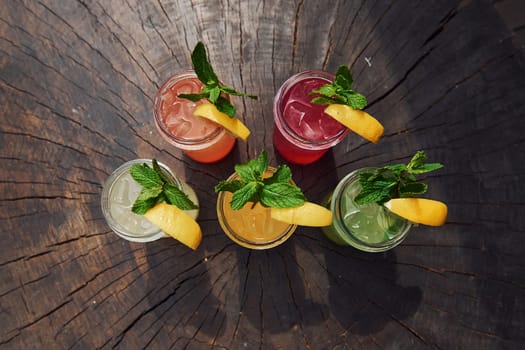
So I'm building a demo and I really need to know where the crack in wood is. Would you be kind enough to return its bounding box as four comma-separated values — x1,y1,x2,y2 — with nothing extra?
281,252,310,349
422,6,459,48
2,31,142,126
349,1,395,77
291,0,304,72
34,0,153,102
367,48,433,109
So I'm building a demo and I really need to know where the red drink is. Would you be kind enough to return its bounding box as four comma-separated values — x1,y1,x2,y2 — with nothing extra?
154,70,236,163
273,70,349,164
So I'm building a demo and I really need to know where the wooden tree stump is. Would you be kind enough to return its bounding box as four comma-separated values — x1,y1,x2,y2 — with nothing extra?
1,1,524,349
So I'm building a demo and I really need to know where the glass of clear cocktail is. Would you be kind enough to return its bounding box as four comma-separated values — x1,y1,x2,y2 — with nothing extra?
101,159,199,242
273,70,349,165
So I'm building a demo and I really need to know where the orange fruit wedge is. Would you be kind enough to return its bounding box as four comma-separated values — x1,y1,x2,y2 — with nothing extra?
324,104,384,143
270,202,333,227
144,203,202,250
193,103,250,141
383,198,447,226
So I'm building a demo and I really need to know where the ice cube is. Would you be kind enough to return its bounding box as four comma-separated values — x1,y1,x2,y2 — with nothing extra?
290,79,323,99
167,118,191,136
112,178,131,206
284,101,308,130
174,80,200,94
284,101,325,140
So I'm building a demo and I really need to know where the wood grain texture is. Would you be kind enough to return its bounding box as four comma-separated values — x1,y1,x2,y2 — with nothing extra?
1,0,524,349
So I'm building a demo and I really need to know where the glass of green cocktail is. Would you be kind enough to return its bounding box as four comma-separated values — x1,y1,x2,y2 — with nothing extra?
322,151,446,252
322,168,412,252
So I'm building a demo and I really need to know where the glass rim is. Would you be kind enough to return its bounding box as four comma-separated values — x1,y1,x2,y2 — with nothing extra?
330,167,412,252
101,159,182,242
153,69,225,147
273,69,350,150
216,167,298,249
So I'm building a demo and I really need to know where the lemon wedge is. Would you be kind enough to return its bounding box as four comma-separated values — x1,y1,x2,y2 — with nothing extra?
384,198,447,226
324,104,384,143
193,103,250,141
144,203,202,250
270,202,333,227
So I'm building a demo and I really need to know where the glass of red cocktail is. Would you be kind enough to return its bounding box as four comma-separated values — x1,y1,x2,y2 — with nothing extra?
273,70,350,165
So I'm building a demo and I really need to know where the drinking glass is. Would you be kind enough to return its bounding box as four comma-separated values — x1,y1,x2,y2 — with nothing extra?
154,70,236,163
273,70,350,165
216,168,297,249
101,159,199,242
322,168,412,252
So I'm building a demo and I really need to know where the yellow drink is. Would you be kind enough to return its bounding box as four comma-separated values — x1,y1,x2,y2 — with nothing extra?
216,169,297,249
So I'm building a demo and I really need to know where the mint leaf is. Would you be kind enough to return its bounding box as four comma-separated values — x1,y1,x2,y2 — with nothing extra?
220,85,258,99
132,187,164,214
215,96,236,118
130,159,198,214
215,179,245,193
406,150,443,174
264,165,292,185
399,182,427,197
132,197,158,215
130,163,163,189
152,159,170,183
310,64,367,110
164,183,198,210
260,183,305,208
235,162,258,182
230,182,260,210
179,42,257,118
251,150,268,177
311,96,338,105
343,91,367,110
311,84,337,97
136,186,163,202
355,178,396,205
410,163,444,174
335,65,353,89
384,164,407,172
408,150,427,169
215,150,305,210
203,85,221,103
177,93,207,102
191,42,218,86
355,150,443,205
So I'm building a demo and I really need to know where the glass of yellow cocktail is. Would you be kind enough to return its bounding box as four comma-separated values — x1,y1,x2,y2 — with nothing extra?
215,150,333,249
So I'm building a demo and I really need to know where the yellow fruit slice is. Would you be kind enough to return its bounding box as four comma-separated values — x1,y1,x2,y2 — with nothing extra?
193,103,250,142
144,203,202,250
383,198,447,226
324,104,384,143
270,202,333,227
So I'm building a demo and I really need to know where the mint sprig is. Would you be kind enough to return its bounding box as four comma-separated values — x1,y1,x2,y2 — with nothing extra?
355,151,444,205
178,42,257,118
214,150,306,210
310,65,367,110
130,159,198,215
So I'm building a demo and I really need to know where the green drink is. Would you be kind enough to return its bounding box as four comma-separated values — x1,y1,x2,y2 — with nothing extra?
322,168,412,252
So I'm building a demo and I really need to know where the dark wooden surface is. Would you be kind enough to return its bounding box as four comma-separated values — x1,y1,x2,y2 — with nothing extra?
2,1,524,349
